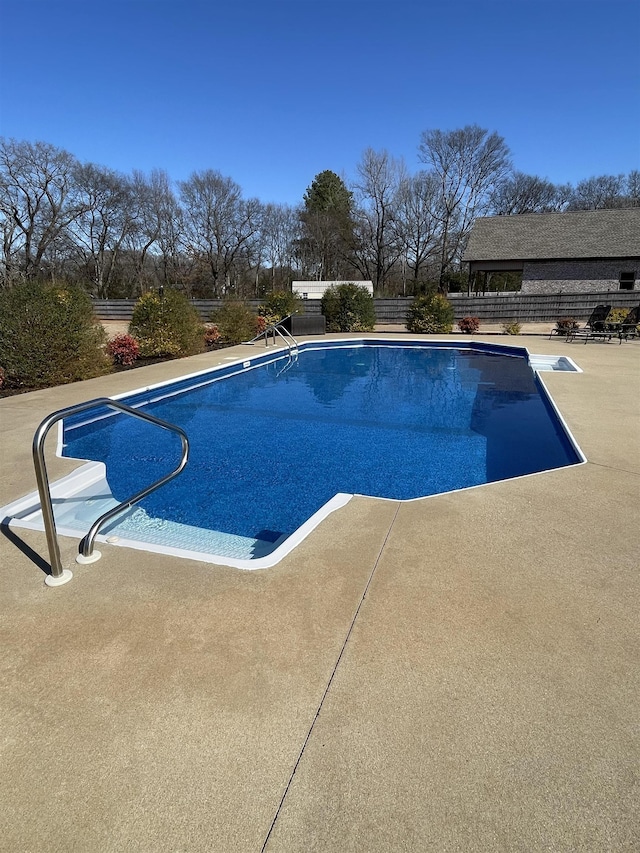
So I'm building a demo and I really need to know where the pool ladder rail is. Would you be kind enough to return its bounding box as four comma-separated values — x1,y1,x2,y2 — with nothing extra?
246,315,299,370
32,398,189,587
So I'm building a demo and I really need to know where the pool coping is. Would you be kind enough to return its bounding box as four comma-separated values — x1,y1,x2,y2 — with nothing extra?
1,337,586,571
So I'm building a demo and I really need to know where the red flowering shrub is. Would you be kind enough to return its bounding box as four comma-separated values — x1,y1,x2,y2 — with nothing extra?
255,315,267,334
458,316,480,334
204,325,221,347
554,317,580,335
107,334,140,366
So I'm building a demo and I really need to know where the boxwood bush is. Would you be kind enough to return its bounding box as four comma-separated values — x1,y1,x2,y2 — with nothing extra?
406,294,454,333
129,289,204,357
0,280,109,389
320,283,376,332
210,299,261,345
258,289,302,326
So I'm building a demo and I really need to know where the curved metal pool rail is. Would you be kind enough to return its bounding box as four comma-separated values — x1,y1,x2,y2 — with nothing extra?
268,322,299,353
33,397,189,586
245,315,299,353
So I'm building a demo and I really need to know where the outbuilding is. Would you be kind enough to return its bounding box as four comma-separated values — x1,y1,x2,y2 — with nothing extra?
292,280,374,300
463,208,640,294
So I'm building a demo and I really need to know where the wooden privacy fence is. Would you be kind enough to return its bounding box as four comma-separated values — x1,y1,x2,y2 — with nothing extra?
92,292,639,326
446,292,639,323
92,299,325,322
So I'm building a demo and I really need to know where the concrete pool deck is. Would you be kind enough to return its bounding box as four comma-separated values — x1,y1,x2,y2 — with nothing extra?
1,333,638,852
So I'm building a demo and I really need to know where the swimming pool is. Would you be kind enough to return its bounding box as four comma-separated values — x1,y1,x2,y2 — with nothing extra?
2,340,584,569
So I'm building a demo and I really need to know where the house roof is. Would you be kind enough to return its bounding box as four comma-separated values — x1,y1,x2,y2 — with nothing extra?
463,208,640,261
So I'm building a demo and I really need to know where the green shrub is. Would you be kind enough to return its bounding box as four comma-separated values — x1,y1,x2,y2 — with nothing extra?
0,280,109,389
458,316,480,334
210,299,260,345
502,321,522,335
320,283,376,332
258,290,302,325
605,308,639,333
129,289,204,358
406,294,454,333
607,308,640,332
606,308,628,325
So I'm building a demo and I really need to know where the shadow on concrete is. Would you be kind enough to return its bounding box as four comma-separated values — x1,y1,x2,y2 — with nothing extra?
1,520,51,576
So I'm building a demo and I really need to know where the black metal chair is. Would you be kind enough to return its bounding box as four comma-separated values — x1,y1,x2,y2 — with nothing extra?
566,305,612,343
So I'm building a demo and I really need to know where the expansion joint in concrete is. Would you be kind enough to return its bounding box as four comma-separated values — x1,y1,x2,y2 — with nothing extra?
260,501,402,851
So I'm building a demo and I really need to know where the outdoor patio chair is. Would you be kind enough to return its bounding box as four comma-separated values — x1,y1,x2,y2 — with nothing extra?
566,304,612,343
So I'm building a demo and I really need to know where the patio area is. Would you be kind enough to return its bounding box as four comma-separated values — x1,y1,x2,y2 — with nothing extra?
1,333,638,852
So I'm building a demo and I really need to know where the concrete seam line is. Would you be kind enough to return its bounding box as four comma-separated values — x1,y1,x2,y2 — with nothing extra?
260,501,402,852
585,461,640,477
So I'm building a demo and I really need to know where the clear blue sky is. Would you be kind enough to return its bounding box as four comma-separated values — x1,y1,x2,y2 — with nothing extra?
1,0,638,206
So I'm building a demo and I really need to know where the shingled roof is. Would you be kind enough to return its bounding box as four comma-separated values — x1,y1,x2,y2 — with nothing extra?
463,208,640,261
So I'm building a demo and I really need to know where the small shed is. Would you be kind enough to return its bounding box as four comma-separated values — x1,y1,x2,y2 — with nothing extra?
292,280,374,300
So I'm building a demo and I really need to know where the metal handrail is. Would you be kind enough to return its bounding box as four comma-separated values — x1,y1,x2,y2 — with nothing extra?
268,323,299,353
33,397,189,586
245,315,299,354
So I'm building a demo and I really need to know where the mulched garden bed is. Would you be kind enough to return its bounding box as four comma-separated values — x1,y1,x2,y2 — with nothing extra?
0,349,234,399
0,356,174,398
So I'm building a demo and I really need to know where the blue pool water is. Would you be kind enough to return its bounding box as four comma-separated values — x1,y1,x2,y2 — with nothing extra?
61,343,581,560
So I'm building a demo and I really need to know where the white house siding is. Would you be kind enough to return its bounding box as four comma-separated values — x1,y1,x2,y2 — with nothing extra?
292,280,374,299
521,259,638,294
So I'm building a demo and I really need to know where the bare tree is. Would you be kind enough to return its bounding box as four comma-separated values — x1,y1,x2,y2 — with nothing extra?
0,187,19,286
490,171,567,214
144,178,190,291
418,125,511,290
568,172,640,209
0,138,83,285
124,169,178,294
258,203,301,292
179,170,260,296
626,170,640,204
72,163,135,298
552,182,575,211
5,132,634,298
568,173,627,210
351,149,404,293
393,170,440,291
